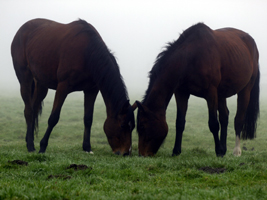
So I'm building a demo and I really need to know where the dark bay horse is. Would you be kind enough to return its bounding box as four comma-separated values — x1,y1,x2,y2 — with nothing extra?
136,23,260,157
11,18,135,155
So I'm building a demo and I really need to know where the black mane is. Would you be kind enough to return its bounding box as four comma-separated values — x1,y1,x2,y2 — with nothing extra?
143,23,211,102
78,19,129,114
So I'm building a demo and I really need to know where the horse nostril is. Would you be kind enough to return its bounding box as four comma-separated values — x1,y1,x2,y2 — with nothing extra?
115,151,121,155
123,152,130,156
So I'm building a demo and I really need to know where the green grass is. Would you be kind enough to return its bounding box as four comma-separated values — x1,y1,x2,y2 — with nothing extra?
0,92,267,199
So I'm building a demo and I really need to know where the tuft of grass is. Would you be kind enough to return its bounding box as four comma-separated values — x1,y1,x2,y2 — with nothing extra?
0,94,267,199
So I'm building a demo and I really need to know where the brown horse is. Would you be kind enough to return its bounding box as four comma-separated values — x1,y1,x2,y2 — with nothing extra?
11,18,135,155
136,23,260,157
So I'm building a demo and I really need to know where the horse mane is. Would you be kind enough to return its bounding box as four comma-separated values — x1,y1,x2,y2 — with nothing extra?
143,23,211,102
76,19,129,114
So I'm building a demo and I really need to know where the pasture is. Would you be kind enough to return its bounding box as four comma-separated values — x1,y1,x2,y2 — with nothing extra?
0,92,267,199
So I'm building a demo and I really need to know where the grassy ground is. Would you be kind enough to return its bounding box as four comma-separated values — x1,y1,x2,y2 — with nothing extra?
0,91,267,199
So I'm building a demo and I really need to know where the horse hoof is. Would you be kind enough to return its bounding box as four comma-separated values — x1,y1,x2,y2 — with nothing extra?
123,152,130,156
233,147,241,156
216,151,225,157
172,151,181,156
38,148,46,153
216,154,224,158
27,146,36,152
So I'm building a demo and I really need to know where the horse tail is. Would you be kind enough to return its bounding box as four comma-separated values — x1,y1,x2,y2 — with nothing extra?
31,80,35,98
241,67,260,140
31,80,43,136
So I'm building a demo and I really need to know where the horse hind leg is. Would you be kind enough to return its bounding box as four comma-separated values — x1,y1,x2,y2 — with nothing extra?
18,70,36,152
12,47,39,152
233,135,241,156
31,81,48,135
233,88,252,156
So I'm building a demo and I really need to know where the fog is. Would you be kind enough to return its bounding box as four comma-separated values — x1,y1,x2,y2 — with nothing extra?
0,0,266,100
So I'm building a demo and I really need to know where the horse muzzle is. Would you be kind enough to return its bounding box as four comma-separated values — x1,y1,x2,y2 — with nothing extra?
114,145,132,156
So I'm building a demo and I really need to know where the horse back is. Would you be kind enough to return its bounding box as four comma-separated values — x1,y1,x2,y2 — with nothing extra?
11,18,101,90
159,24,258,99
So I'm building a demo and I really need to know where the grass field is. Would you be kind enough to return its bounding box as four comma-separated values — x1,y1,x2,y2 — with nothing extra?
0,91,267,199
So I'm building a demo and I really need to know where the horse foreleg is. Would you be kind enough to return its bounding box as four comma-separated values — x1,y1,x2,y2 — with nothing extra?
39,82,68,153
218,98,229,156
206,88,222,157
83,88,99,153
172,91,189,156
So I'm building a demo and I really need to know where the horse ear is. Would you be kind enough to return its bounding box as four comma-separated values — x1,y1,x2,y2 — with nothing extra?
120,100,136,130
132,102,137,111
120,100,130,114
135,101,145,113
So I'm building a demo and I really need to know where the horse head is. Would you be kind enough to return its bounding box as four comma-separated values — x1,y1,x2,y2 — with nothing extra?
135,101,168,156
104,100,136,156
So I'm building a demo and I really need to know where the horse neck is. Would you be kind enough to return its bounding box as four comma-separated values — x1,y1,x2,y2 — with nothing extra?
101,91,128,118
143,77,175,116
98,69,128,118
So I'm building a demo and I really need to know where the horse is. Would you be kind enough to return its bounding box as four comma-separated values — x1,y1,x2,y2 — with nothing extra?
11,18,135,155
135,23,260,157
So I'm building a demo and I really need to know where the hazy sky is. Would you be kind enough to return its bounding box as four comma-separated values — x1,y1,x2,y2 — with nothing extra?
0,0,266,97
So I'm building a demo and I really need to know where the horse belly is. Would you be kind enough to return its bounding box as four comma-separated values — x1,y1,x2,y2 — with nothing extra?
216,29,255,98
218,66,252,98
180,66,220,98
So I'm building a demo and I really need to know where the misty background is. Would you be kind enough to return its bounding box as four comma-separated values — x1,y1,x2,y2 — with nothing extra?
0,0,266,100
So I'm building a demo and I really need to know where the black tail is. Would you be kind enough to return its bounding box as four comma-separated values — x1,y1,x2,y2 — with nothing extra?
241,67,260,140
31,81,43,136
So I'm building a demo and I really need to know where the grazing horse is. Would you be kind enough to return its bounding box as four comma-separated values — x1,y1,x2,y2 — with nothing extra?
136,23,260,157
11,18,135,155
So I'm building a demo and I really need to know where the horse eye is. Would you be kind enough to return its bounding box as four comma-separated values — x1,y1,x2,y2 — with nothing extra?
139,124,145,130
121,124,128,129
